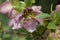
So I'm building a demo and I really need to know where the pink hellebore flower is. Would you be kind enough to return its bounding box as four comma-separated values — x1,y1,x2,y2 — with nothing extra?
0,1,13,14
55,4,60,12
21,6,44,32
0,2,44,33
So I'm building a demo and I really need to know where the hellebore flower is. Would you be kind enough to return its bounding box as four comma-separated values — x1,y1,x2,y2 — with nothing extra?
55,4,60,12
21,6,44,32
8,5,44,32
0,1,13,14
0,1,44,32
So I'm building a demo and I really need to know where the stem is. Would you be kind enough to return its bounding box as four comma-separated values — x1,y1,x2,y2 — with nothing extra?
51,4,53,13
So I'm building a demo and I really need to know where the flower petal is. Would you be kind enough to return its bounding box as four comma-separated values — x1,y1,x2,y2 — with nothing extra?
32,6,42,15
37,19,44,25
0,1,13,13
8,14,23,29
8,19,15,27
15,14,23,21
22,19,37,32
32,6,41,11
12,22,18,29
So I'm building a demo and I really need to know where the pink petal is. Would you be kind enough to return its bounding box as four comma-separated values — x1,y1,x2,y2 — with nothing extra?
0,1,13,14
37,19,44,25
17,23,22,29
9,19,22,29
22,19,37,32
12,22,18,29
32,6,42,15
50,32,56,39
12,23,22,29
32,6,41,11
15,14,23,21
8,14,22,29
8,19,15,27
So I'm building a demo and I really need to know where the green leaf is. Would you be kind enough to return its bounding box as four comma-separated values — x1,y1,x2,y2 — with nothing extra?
12,35,20,40
18,29,28,35
19,36,26,40
12,34,26,40
55,11,60,24
26,35,33,40
46,35,52,40
13,1,26,12
36,24,47,34
3,33,11,40
47,22,57,30
0,14,9,26
24,0,35,6
0,14,9,31
36,13,50,19
0,0,4,4
0,38,2,40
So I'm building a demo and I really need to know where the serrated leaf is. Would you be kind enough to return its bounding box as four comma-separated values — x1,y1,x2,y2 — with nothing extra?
13,1,26,12
36,13,50,19
24,0,35,6
47,22,57,30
